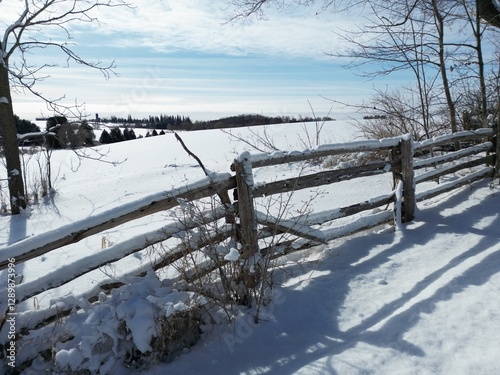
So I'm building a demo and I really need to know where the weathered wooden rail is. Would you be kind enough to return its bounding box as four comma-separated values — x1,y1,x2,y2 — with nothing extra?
0,128,496,369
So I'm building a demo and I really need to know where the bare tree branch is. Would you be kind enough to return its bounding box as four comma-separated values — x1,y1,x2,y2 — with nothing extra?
0,0,132,214
227,0,364,21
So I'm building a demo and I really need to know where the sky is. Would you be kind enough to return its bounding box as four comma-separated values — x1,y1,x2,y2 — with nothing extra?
1,0,408,122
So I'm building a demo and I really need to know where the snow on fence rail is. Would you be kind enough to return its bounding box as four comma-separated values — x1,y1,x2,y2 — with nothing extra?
0,173,236,269
231,129,495,263
0,128,496,369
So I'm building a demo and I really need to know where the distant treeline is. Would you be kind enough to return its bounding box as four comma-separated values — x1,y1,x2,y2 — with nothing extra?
7,113,337,149
98,127,168,144
98,113,334,131
102,114,192,130
363,115,387,120
195,114,334,130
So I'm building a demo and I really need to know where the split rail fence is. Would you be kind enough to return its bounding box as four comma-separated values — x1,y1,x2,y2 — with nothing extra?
0,128,496,367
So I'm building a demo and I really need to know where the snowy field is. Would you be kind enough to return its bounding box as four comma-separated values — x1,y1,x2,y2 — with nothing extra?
1,121,499,374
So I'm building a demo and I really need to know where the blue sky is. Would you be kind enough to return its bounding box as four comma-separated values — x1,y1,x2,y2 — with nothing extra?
2,0,407,121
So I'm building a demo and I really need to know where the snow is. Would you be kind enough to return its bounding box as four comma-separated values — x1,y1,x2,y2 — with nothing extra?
1,121,499,374
255,210,327,243
414,142,493,169
115,274,161,353
224,247,240,262
149,182,500,375
414,129,494,150
237,150,254,187
249,136,401,167
0,172,231,261
394,180,403,226
17,131,47,141
0,96,9,104
415,167,494,201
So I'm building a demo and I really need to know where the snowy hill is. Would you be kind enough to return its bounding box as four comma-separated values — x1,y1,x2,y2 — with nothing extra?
1,121,499,374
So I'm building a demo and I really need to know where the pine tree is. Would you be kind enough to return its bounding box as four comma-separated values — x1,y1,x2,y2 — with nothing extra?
99,129,112,144
110,127,124,143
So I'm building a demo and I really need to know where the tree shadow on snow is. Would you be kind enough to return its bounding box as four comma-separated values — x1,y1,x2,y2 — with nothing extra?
219,182,500,375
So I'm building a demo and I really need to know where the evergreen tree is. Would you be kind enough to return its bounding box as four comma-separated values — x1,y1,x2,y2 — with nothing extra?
123,128,131,141
45,116,68,149
78,121,96,146
99,129,112,144
109,127,124,143
15,115,43,146
15,115,40,134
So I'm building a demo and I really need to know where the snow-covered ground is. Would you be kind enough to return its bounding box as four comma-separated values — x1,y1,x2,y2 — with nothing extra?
152,179,500,375
1,121,499,374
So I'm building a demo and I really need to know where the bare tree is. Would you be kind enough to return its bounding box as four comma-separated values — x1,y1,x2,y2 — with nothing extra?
455,0,500,128
355,86,448,141
228,0,368,22
308,0,465,139
429,0,460,135
332,0,445,138
230,0,500,25
230,0,498,141
0,0,130,214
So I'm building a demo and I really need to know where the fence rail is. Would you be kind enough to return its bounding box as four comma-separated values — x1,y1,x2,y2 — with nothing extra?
0,174,236,270
0,128,496,369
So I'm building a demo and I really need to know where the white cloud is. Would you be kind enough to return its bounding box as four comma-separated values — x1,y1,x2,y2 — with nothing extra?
87,0,350,59
2,1,389,121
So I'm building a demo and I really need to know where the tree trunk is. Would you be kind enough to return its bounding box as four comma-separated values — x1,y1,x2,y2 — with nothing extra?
477,0,500,28
0,62,26,214
473,1,489,128
432,0,459,139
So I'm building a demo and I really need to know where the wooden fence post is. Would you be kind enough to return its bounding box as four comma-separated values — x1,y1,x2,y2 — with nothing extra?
400,137,415,222
233,152,259,259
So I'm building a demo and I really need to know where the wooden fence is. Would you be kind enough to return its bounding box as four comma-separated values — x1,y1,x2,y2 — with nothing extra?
0,128,496,368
